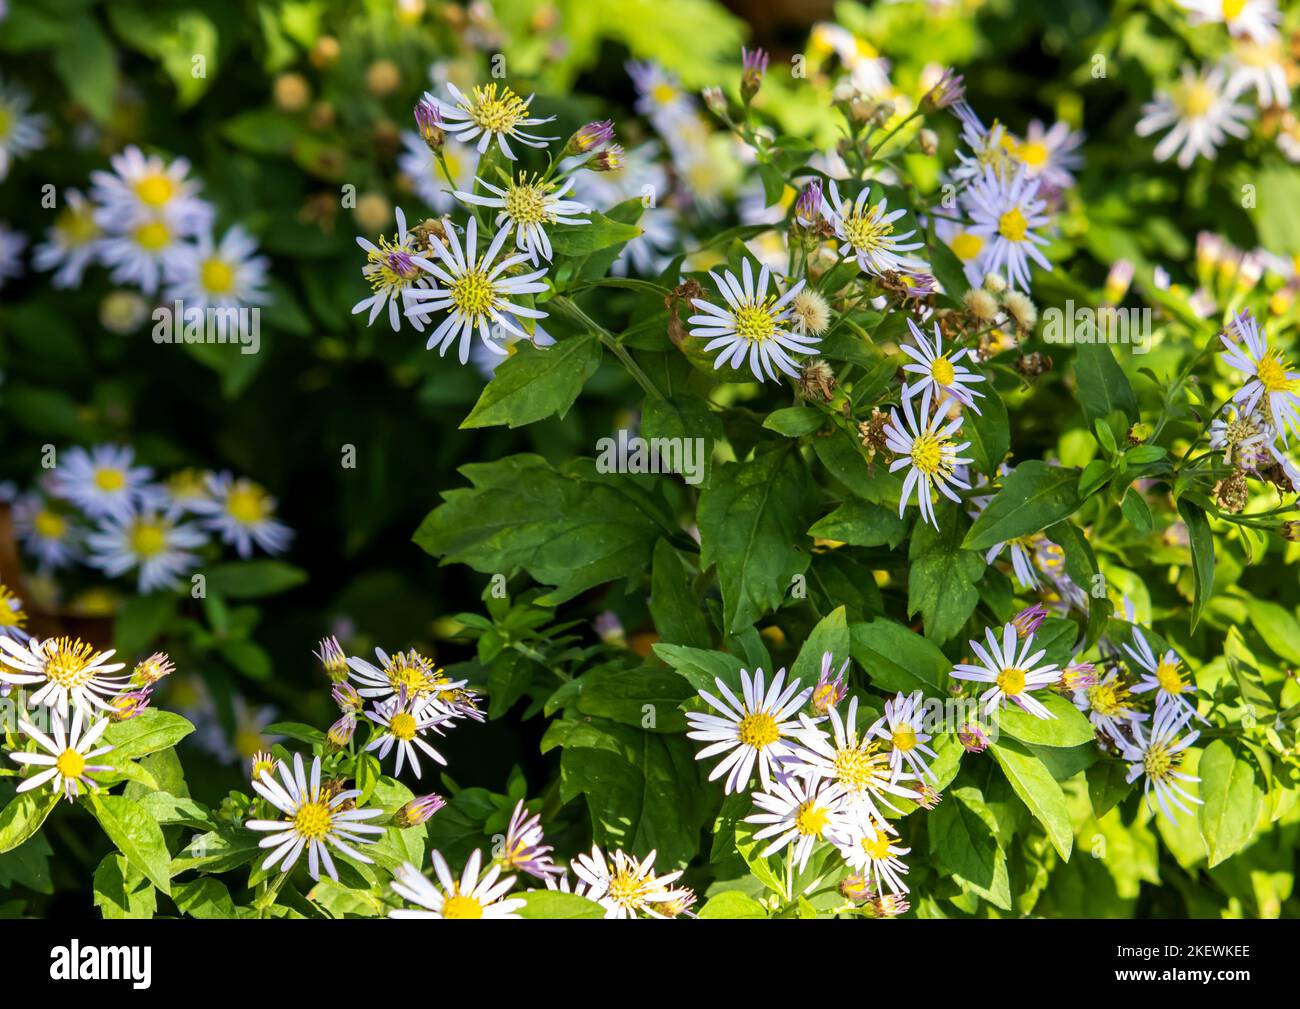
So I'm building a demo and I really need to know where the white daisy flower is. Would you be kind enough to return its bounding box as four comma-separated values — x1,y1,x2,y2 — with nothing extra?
89,145,213,235
793,696,920,825
1011,119,1085,191
949,104,1016,185
1123,627,1205,722
1219,310,1300,442
0,635,129,718
247,753,385,882
97,213,190,294
85,509,208,593
984,535,1043,589
822,181,927,277
685,666,810,794
835,819,911,894
363,690,452,778
1209,404,1274,469
391,849,526,919
404,216,550,364
570,844,684,919
688,259,818,382
1071,667,1147,743
11,493,81,570
883,388,973,529
471,319,556,378
900,317,986,411
163,225,270,310
0,75,46,181
9,706,112,801
627,61,698,131
1226,39,1291,108
951,621,1062,719
745,776,849,872
0,221,25,287
934,215,989,288
1177,0,1280,44
33,189,103,288
869,690,938,783
160,468,215,518
48,444,155,521
353,206,439,332
397,132,475,212
423,82,557,160
1115,702,1203,822
963,164,1053,291
1135,64,1253,169
0,582,28,642
191,471,293,559
454,173,590,264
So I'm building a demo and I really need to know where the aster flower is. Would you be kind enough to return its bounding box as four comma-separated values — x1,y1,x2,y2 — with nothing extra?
0,582,28,642
570,845,684,919
685,666,810,794
363,690,453,778
835,817,911,894
627,61,697,130
499,799,562,879
396,792,447,828
822,181,927,277
1011,119,1085,191
163,226,270,310
794,180,823,226
249,750,278,783
315,636,350,683
97,215,189,295
869,690,938,782
391,849,525,919
1135,64,1253,169
1226,39,1291,108
883,388,973,529
404,216,550,364
0,635,129,718
85,509,208,593
793,696,919,825
47,444,155,521
346,646,460,710
353,206,439,332
949,104,1016,184
0,75,46,180
1123,627,1205,722
9,706,112,801
247,753,385,882
810,651,849,716
983,534,1042,589
1219,310,1300,442
900,318,986,411
1115,703,1203,822
566,119,616,155
33,189,103,288
963,164,1053,291
1072,667,1147,743
746,776,849,872
688,259,818,382
423,82,557,159
454,173,590,264
11,493,80,571
951,621,1063,719
1211,405,1281,470
1177,0,1280,43
921,67,965,112
958,722,991,753
90,145,213,235
191,471,293,558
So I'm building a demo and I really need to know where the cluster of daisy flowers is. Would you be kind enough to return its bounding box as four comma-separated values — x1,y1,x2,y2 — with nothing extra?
6,444,292,596
0,632,176,799
1134,0,1297,168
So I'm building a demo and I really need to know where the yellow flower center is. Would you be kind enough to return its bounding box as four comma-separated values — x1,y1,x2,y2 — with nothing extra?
606,867,650,909
1222,0,1246,20
449,266,497,321
226,485,267,524
1155,659,1185,695
200,257,236,294
364,236,421,293
134,220,172,251
892,725,917,752
56,205,100,244
910,433,946,476
389,711,418,741
385,655,438,698
1257,350,1296,394
44,638,103,688
468,84,529,134
129,519,167,558
652,82,678,105
833,743,889,792
734,303,776,343
997,666,1026,696
441,893,485,919
1144,741,1176,782
55,748,86,779
504,182,549,226
0,106,11,140
794,801,830,837
94,467,126,492
950,231,984,261
233,728,263,759
1017,141,1048,168
1174,81,1215,118
134,172,178,208
841,206,894,252
0,586,25,629
998,208,1028,242
930,356,956,386
860,833,893,860
1086,681,1130,717
34,509,68,539
293,800,333,840
737,711,780,749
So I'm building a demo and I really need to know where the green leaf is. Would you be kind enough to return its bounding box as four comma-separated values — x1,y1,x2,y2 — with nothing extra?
649,539,712,649
1086,759,1133,818
462,333,602,429
1121,486,1153,533
52,16,117,123
989,738,1073,859
963,461,1082,552
850,619,948,695
517,890,607,919
0,790,60,854
103,710,195,759
201,560,307,598
1245,599,1300,665
1177,498,1215,632
697,890,769,918
698,443,816,633
1074,342,1137,427
113,592,179,656
640,393,723,488
576,664,691,732
907,500,984,645
1198,739,1263,868
965,387,1010,476
89,794,172,895
807,499,906,549
93,854,156,919
929,786,1011,910
172,877,239,919
763,406,826,437
790,606,850,686
548,209,641,257
995,692,1096,748
652,643,745,694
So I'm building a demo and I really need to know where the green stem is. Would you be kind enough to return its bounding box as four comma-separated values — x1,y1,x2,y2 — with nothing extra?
550,296,664,400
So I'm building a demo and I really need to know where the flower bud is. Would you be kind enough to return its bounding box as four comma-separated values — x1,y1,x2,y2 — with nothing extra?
740,47,769,103
566,119,614,156
413,97,445,152
396,793,447,827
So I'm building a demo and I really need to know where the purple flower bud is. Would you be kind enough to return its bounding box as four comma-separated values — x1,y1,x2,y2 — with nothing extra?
414,96,445,151
570,119,615,154
1012,603,1049,639
795,180,822,227
741,47,769,102
396,792,446,827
